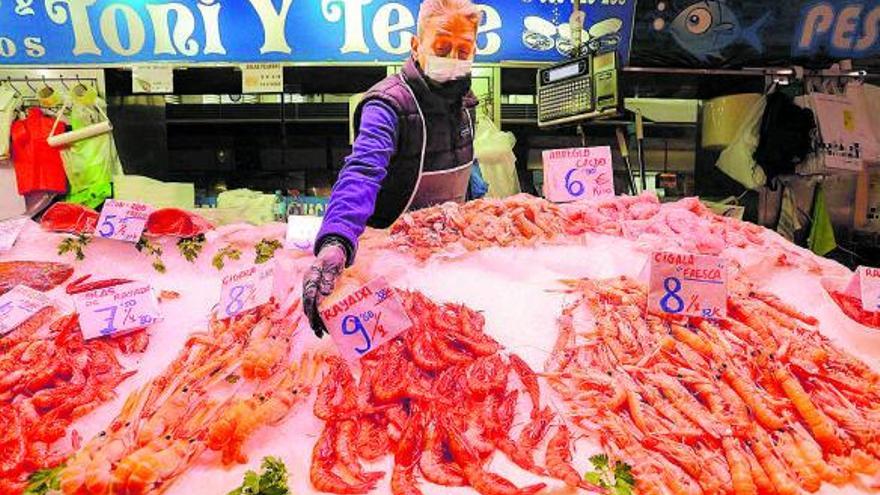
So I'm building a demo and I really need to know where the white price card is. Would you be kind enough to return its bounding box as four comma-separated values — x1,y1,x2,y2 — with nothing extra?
542,146,615,203
648,251,728,319
858,266,880,312
219,263,275,319
96,200,151,243
132,65,174,94
0,285,54,336
74,281,161,340
322,277,413,362
0,216,28,253
242,63,283,93
285,215,323,251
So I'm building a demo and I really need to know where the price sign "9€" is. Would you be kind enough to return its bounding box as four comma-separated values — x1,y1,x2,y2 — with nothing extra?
74,281,161,340
321,277,413,362
219,263,275,319
648,251,728,319
96,200,152,243
542,146,615,203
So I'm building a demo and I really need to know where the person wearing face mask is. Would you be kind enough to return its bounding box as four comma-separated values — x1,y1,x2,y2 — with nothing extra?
302,0,483,337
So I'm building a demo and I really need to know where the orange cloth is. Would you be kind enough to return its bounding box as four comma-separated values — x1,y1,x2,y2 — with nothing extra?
11,108,67,195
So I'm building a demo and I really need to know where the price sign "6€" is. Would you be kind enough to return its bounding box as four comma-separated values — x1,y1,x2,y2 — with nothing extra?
542,146,615,203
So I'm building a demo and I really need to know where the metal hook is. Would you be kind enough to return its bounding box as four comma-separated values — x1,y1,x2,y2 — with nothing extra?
24,76,36,93
7,77,21,97
41,75,49,90
60,75,69,90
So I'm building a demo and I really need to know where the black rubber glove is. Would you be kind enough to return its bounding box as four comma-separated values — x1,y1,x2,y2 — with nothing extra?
303,239,347,338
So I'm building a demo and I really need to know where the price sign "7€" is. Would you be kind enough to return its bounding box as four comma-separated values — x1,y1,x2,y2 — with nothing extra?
321,277,413,362
74,281,161,340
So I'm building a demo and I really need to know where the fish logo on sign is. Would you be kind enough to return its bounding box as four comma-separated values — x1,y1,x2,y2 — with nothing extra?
651,0,772,62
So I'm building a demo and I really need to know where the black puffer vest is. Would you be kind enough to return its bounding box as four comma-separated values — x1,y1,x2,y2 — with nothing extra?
353,57,478,229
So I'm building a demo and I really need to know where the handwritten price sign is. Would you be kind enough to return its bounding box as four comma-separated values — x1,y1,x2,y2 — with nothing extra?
0,217,28,253
219,263,275,319
0,285,55,336
74,281,161,340
542,146,615,203
858,266,880,312
96,200,151,243
285,215,323,251
321,277,413,362
648,251,728,319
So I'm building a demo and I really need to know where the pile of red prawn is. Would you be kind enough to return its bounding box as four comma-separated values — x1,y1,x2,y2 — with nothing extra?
57,302,324,495
546,277,880,495
0,308,147,493
310,290,602,495
390,193,824,273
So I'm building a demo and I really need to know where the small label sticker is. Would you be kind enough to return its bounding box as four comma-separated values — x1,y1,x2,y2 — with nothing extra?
0,217,28,253
132,65,174,94
242,63,283,93
74,281,161,340
858,266,880,312
321,277,413,362
96,200,151,243
285,215,323,251
0,285,54,336
648,251,728,319
219,262,276,319
542,146,615,203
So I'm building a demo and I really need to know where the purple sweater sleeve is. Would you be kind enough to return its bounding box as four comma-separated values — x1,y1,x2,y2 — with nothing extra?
315,100,398,264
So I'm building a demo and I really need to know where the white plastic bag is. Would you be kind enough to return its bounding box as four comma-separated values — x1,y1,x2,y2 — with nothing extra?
798,88,878,172
715,95,767,190
473,118,521,198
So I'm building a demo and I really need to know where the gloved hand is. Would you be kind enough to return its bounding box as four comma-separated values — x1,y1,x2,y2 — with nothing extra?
303,239,347,338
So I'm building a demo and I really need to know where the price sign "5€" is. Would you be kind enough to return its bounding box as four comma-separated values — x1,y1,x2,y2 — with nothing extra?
96,200,152,243
648,251,728,319
321,277,413,362
542,146,615,203
0,285,55,336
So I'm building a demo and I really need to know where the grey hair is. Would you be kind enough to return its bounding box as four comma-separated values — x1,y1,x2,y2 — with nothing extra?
417,0,482,36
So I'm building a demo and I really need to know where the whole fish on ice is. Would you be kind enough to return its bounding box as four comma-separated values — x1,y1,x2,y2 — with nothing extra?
657,0,771,62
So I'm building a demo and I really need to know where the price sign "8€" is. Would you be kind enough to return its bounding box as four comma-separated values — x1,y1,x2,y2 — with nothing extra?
218,263,276,319
322,279,411,362
647,251,728,319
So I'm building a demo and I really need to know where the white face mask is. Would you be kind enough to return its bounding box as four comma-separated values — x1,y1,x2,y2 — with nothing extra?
424,55,473,83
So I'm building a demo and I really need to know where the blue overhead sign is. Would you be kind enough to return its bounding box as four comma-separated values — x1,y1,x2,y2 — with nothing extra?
0,0,636,66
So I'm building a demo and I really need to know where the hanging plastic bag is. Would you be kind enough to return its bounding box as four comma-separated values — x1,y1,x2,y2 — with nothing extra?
714,95,767,190
60,98,123,208
473,118,520,198
813,84,879,169
850,82,880,162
